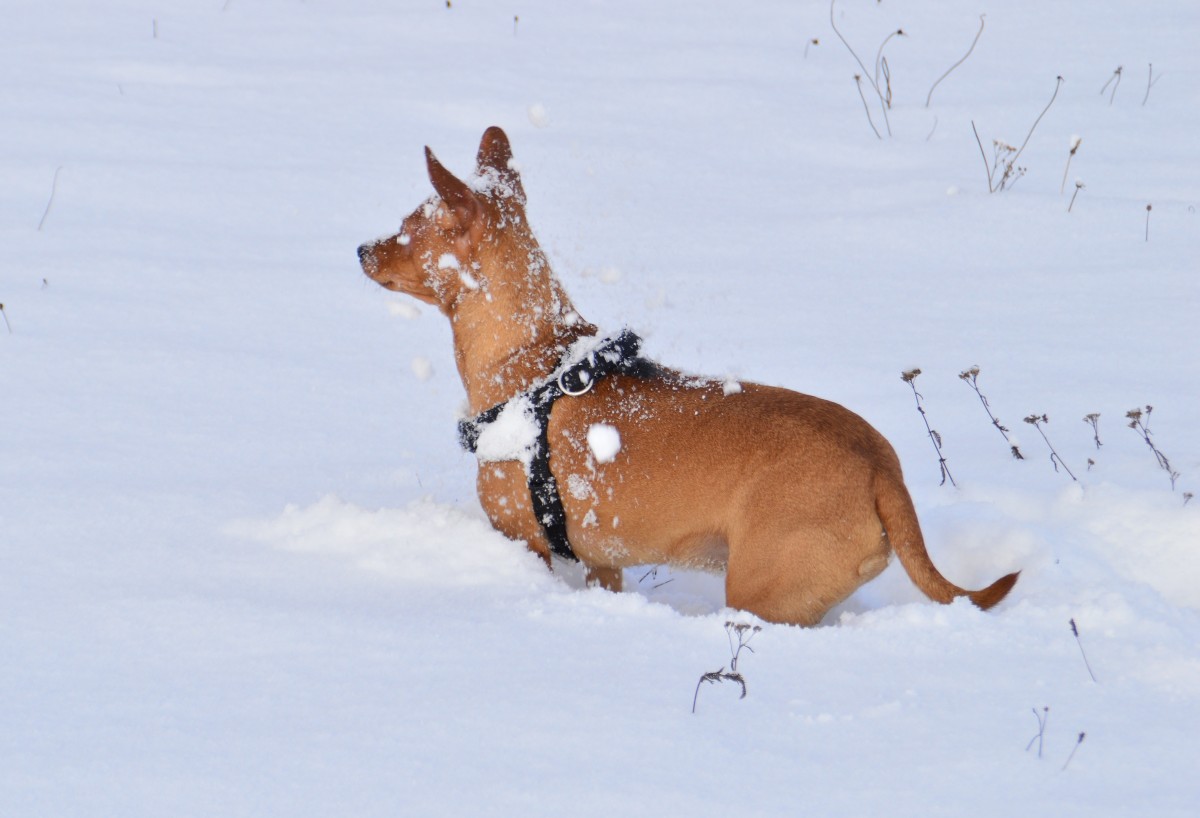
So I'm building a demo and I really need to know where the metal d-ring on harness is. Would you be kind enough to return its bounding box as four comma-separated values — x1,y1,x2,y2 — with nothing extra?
457,329,655,562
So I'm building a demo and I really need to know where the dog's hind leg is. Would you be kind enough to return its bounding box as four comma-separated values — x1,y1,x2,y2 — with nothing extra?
724,520,889,626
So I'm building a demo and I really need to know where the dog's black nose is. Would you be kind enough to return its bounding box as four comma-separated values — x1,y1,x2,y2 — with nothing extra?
356,243,372,263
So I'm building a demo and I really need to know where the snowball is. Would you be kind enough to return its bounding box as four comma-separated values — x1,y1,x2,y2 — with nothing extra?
437,253,460,270
723,379,742,396
587,424,621,464
397,233,411,246
528,103,550,128
459,270,480,290
411,356,433,381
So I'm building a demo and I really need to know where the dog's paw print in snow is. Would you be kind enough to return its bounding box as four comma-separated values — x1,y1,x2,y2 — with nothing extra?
587,423,621,464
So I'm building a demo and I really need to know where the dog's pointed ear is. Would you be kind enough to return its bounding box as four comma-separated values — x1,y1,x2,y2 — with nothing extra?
426,146,482,227
476,126,526,205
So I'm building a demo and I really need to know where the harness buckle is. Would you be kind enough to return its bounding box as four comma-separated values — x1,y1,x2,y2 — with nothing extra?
557,367,594,397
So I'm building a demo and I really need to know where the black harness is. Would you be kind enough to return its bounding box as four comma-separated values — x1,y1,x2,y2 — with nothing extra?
458,330,655,561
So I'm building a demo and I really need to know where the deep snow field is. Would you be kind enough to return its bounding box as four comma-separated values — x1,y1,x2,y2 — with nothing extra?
3,1,1199,815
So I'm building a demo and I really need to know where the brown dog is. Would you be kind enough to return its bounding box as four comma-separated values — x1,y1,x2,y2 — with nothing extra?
357,127,1017,625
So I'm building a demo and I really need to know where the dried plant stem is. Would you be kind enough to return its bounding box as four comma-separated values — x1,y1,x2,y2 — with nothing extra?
1011,76,1063,172
1142,63,1161,106
1067,181,1084,212
926,14,986,108
1062,732,1086,771
1024,414,1077,481
1061,138,1081,194
1083,414,1102,449
1100,66,1123,105
874,28,904,96
959,367,1023,459
902,370,956,487
855,76,883,140
880,57,893,109
830,0,891,136
1145,204,1152,241
1126,406,1179,489
1025,707,1049,758
972,77,1062,194
1069,618,1098,682
0,303,11,334
38,166,64,231
971,121,995,192
693,621,760,714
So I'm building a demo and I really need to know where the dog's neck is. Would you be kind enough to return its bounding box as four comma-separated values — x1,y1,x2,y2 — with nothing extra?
448,244,597,414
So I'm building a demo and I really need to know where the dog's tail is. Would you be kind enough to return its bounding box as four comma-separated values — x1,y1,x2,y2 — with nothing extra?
874,470,1019,610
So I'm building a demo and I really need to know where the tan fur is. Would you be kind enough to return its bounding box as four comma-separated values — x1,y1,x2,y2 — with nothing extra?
358,127,1018,626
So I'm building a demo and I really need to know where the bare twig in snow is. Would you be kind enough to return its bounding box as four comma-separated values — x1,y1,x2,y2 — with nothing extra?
830,0,891,136
855,76,883,139
1083,414,1102,449
1025,707,1049,758
1062,732,1086,771
1100,66,1123,105
971,121,995,192
926,14,986,108
38,166,64,231
959,367,1023,459
693,621,761,713
902,369,956,487
873,28,905,96
1010,76,1063,177
1061,136,1082,194
973,77,1063,193
1068,181,1084,212
1070,618,1098,682
1142,63,1161,106
1024,414,1077,481
1126,406,1179,489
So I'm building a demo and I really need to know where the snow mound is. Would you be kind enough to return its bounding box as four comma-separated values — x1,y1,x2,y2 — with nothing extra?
227,495,549,590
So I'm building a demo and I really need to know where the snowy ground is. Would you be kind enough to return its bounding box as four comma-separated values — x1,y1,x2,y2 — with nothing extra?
3,1,1198,815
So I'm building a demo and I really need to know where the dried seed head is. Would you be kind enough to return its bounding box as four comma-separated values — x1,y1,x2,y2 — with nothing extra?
901,368,921,383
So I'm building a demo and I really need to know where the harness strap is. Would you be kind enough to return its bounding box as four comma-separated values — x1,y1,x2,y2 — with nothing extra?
458,330,654,561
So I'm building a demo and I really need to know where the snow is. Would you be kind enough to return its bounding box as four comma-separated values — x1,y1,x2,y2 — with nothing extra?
586,423,622,463
3,1,1199,816
410,356,433,381
472,395,539,466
